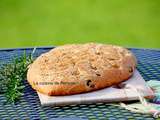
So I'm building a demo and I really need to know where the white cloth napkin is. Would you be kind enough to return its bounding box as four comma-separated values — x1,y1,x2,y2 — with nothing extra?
37,70,154,106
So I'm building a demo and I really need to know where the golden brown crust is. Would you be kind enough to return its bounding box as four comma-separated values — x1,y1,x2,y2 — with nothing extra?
27,43,137,96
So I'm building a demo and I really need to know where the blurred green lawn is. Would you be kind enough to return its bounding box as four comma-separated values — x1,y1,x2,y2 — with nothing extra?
0,0,160,48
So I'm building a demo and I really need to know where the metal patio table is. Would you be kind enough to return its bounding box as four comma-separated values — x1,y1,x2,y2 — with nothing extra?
0,47,159,120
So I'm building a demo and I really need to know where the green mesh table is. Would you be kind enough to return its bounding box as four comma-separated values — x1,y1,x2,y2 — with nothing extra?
0,47,159,120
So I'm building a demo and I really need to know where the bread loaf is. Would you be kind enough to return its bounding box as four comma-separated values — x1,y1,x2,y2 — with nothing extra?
27,43,137,96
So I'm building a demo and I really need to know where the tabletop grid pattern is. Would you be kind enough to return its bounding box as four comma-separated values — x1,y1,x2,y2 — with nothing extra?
0,47,159,120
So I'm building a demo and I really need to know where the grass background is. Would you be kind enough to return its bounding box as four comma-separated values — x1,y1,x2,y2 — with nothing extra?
0,0,160,48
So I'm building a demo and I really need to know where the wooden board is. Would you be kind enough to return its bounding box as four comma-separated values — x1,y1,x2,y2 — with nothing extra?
37,70,154,106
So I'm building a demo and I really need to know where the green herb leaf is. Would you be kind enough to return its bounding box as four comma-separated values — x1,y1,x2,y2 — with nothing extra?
0,48,36,104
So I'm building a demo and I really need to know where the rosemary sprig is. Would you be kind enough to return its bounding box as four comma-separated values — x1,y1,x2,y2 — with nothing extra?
0,48,36,103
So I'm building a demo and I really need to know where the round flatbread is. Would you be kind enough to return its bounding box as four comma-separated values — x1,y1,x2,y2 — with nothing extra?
27,43,137,96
